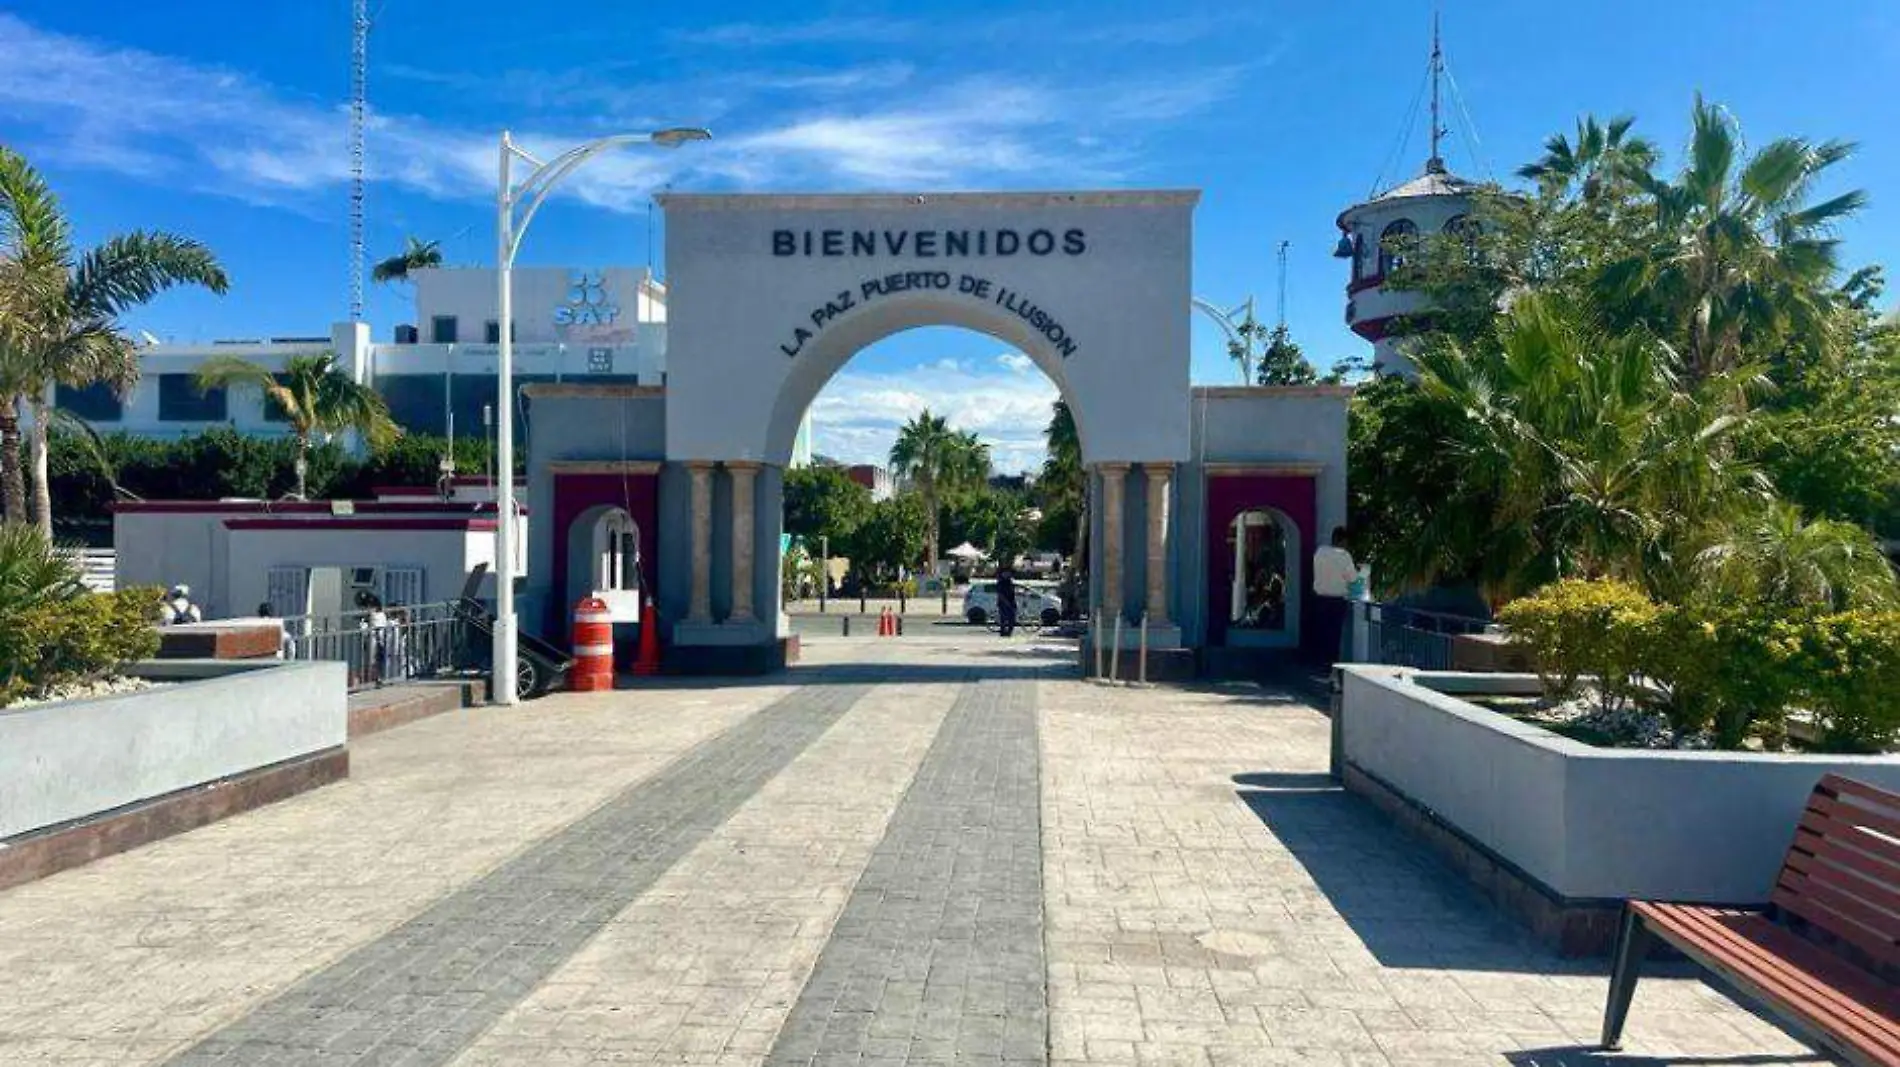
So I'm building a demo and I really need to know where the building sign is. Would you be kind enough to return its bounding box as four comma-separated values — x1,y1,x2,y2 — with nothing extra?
554,271,620,327
587,347,614,374
772,228,1087,258
778,272,1078,360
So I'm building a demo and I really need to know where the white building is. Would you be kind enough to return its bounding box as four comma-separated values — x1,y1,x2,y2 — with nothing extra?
1334,157,1480,376
57,267,668,440
113,483,527,620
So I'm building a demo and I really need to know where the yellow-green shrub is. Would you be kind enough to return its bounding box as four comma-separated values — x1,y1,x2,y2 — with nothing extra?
1794,611,1900,754
1498,578,1659,709
0,586,163,704
1641,605,1802,748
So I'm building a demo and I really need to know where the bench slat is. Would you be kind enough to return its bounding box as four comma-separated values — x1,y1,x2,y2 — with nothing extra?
1636,903,1900,1062
1808,794,1900,865
1796,808,1900,874
1774,874,1900,965
1784,845,1900,926
1824,775,1900,821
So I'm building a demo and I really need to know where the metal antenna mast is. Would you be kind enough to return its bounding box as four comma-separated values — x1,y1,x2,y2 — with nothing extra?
1427,4,1446,173
1275,240,1290,329
349,0,370,321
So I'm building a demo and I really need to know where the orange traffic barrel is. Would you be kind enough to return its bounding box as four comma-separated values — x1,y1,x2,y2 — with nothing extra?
571,597,614,691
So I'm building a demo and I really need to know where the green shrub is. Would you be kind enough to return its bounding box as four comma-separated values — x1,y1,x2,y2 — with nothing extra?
0,587,163,705
1794,611,1900,754
1642,604,1802,748
1498,578,1659,710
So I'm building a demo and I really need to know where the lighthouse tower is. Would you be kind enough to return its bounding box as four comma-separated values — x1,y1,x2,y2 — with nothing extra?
1335,13,1481,378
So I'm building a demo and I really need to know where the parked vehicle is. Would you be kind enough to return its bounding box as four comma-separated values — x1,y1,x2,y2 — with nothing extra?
963,581,1063,627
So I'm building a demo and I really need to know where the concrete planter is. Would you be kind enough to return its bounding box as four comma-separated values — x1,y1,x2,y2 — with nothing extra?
1337,666,1900,953
0,660,346,844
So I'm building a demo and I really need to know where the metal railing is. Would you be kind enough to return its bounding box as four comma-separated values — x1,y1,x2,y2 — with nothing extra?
61,548,116,593
282,601,473,691
1354,601,1490,670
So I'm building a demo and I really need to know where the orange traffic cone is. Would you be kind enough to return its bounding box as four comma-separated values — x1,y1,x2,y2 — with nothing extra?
632,600,662,676
879,607,893,637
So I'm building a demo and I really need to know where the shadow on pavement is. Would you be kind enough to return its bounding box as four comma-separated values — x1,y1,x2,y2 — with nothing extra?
1506,1048,1824,1066
1235,779,1589,975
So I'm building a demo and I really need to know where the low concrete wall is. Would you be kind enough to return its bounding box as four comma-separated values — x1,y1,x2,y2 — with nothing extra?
0,660,346,840
1340,666,1900,905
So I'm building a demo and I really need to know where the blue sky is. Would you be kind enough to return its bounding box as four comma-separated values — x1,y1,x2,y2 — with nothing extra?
3,1,1897,473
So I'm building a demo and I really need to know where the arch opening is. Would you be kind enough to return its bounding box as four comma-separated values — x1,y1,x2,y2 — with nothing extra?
1221,506,1302,648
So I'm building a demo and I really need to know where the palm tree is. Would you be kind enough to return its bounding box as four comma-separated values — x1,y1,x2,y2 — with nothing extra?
1040,400,1086,579
370,237,443,285
1409,293,1759,604
1518,114,1659,201
1605,96,1866,384
0,147,227,537
195,352,399,500
890,411,992,574
1694,501,1897,612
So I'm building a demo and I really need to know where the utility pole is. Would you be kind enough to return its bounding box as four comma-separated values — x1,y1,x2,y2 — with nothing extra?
348,0,369,321
1275,240,1290,330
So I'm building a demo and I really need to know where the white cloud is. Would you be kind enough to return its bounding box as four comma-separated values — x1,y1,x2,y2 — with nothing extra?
0,15,1240,213
996,353,1035,374
807,359,1059,476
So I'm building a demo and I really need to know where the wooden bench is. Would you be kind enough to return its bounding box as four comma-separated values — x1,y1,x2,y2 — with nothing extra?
1602,774,1900,1065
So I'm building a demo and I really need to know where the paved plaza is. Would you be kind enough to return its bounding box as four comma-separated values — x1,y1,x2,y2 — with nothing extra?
0,635,1828,1066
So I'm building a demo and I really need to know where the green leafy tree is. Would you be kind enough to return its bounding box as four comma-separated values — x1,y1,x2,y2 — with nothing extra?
782,464,873,550
1255,324,1319,385
0,146,227,537
195,353,399,500
844,493,930,583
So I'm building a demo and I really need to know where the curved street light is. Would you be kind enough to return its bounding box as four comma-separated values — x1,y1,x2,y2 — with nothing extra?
492,127,711,705
1192,295,1258,384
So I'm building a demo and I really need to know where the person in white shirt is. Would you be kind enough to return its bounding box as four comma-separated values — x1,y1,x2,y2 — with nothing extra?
1312,527,1362,662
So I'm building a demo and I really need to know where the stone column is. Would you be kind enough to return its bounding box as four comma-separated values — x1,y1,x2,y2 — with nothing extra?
727,462,759,625
686,461,714,624
1098,463,1130,622
1144,463,1173,627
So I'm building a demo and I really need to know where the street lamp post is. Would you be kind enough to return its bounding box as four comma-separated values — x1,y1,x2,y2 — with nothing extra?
492,126,710,704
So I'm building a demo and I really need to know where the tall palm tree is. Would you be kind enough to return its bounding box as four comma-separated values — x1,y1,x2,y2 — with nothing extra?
1518,114,1659,201
890,410,990,574
370,237,443,285
1040,400,1086,577
0,147,227,537
1605,96,1866,384
195,352,400,500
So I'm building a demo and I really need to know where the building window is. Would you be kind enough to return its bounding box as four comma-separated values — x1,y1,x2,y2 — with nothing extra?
431,315,458,344
55,382,122,422
1444,214,1483,263
1378,219,1417,277
483,320,516,344
158,374,227,422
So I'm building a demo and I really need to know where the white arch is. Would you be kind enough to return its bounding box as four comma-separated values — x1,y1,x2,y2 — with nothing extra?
762,292,1088,469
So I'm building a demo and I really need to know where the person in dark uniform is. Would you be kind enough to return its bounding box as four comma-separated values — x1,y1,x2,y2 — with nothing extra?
995,566,1019,637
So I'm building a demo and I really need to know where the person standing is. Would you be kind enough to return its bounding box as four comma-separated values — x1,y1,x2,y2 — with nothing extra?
995,566,1019,638
1312,526,1364,663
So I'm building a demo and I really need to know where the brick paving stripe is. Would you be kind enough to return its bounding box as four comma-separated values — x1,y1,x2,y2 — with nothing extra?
766,676,1046,1067
162,680,872,1067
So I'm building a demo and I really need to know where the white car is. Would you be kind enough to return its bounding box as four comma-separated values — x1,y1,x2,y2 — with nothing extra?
963,581,1063,627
